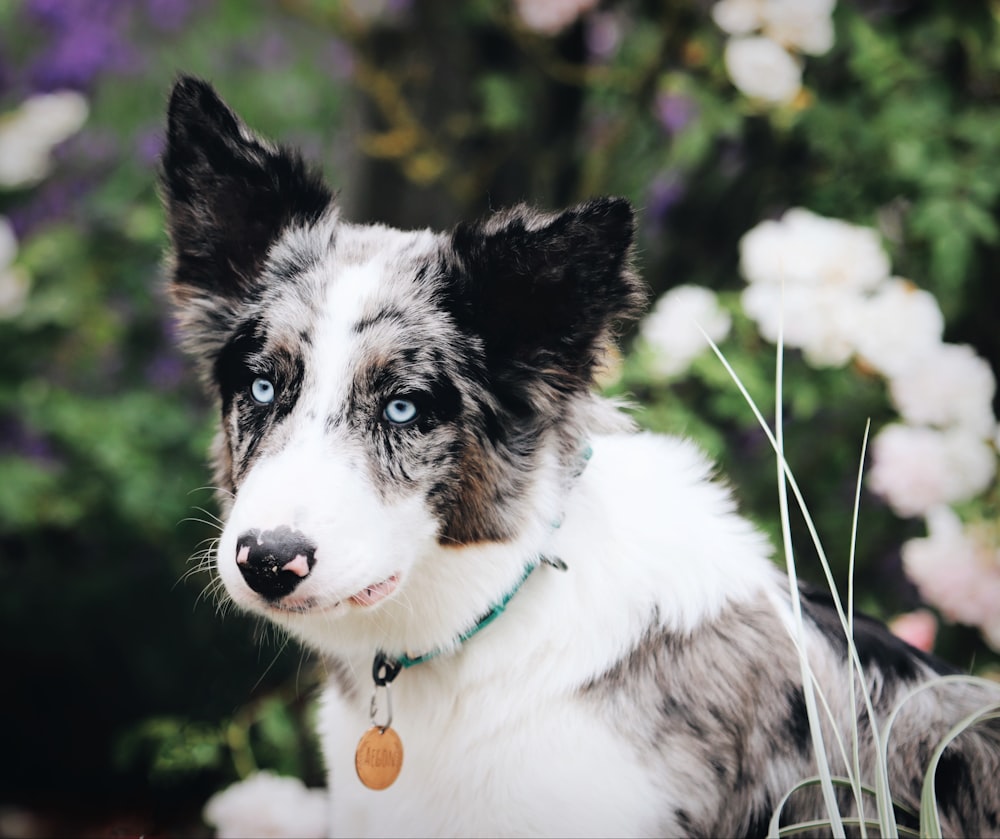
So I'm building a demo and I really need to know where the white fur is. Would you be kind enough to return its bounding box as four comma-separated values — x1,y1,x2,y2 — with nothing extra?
205,213,789,837
217,226,447,636
204,770,328,838
167,81,999,838
216,428,780,837
206,213,790,838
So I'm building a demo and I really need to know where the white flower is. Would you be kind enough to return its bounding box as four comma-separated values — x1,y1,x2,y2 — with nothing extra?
0,91,89,188
738,208,891,367
741,281,860,367
740,208,890,291
0,217,15,268
868,424,996,518
713,0,836,54
888,343,997,438
712,0,764,36
514,0,600,34
724,36,803,104
204,771,328,839
739,217,786,285
851,278,945,378
738,212,954,381
0,216,28,319
761,0,835,55
641,285,732,377
902,506,1000,651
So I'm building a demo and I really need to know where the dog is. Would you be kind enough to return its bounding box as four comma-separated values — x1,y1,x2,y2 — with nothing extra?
161,76,1000,837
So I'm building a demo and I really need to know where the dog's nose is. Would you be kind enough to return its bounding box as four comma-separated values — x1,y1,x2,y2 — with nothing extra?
235,527,316,600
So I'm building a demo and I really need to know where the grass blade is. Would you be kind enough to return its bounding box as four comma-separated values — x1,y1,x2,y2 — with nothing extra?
919,705,1000,837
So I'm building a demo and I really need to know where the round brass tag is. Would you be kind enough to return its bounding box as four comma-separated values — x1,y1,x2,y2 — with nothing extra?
355,725,404,790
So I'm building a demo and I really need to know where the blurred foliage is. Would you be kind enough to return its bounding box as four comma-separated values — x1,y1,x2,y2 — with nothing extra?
116,689,322,785
1,0,999,833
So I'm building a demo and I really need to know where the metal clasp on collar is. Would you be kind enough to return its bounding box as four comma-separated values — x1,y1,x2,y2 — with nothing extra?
373,652,402,686
370,683,393,732
370,652,402,732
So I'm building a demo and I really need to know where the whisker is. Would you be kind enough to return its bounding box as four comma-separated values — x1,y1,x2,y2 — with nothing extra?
217,590,238,619
198,576,228,611
191,505,226,525
173,535,221,592
249,624,294,694
180,515,224,531
188,484,235,501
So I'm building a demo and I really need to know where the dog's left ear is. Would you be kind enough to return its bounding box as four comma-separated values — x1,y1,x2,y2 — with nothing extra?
448,198,644,397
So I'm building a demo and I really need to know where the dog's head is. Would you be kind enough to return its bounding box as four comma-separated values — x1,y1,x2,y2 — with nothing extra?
161,77,642,651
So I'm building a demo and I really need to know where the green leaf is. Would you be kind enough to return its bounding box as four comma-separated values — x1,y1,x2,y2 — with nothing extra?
477,75,525,132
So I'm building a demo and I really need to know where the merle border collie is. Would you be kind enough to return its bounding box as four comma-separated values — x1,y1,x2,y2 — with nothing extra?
161,76,1000,837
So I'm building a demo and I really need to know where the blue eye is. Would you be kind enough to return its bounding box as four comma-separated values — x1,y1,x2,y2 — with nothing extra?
251,377,275,405
383,398,419,426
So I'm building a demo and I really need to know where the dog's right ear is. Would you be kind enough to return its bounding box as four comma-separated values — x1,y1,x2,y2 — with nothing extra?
160,76,333,306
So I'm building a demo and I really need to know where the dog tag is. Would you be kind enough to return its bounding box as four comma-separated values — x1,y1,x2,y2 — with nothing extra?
355,725,404,790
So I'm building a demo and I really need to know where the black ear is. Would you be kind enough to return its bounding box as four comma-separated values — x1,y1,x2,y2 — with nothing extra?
448,198,644,400
160,76,333,303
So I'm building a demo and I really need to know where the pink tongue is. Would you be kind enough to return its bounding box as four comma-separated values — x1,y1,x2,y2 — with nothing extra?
349,576,399,607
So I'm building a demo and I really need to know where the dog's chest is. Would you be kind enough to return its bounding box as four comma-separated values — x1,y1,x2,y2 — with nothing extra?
318,676,668,837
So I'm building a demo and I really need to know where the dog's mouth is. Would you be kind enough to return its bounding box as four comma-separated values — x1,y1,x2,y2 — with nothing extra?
266,574,400,614
348,575,400,607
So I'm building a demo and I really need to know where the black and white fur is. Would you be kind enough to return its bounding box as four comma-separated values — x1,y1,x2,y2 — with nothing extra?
162,77,1000,837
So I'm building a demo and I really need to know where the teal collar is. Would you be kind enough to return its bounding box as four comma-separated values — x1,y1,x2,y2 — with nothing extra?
375,560,539,677
372,441,591,684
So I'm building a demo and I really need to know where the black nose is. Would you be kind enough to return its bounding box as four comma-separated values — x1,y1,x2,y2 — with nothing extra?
235,527,316,600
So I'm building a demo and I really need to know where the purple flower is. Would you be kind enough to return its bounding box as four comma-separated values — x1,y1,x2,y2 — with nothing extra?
0,416,58,465
26,0,122,25
135,128,165,167
258,32,291,67
24,0,78,28
654,92,698,136
8,176,92,238
145,0,197,32
146,352,187,392
325,39,355,80
585,12,622,62
23,0,135,91
646,172,686,225
53,128,119,166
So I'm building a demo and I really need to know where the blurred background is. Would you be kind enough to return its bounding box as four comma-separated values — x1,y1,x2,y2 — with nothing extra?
2,0,999,835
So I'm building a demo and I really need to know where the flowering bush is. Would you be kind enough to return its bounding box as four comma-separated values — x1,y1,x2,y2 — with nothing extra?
2,0,1000,831
903,507,1000,649
639,284,732,378
734,205,998,647
637,200,1000,652
714,0,835,103
739,208,891,366
513,0,600,35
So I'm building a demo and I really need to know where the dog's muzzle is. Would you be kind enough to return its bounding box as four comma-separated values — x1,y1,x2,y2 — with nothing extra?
235,526,316,600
